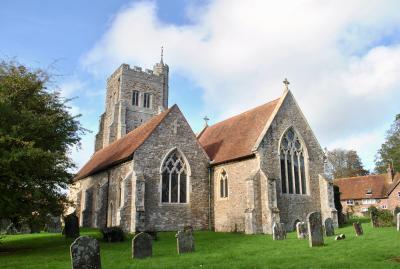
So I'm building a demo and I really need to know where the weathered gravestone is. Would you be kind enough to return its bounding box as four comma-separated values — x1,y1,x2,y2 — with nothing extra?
307,211,324,247
397,213,400,232
45,215,62,233
272,222,286,240
353,222,363,236
132,232,153,259
324,218,335,236
64,212,80,238
70,236,101,269
176,230,195,254
296,221,308,239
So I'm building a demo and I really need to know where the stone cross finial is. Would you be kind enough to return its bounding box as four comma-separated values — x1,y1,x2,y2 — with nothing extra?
203,116,210,127
283,78,290,91
160,46,164,64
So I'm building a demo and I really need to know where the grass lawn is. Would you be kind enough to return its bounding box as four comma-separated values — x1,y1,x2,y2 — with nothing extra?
0,219,399,269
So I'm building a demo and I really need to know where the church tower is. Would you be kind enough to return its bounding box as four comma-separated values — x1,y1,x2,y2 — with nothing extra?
94,56,169,151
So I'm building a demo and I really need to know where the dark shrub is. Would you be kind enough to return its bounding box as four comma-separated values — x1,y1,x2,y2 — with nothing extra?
368,206,394,227
333,185,344,226
394,206,400,216
101,227,124,242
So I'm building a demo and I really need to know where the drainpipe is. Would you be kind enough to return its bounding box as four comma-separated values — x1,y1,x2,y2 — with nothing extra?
208,161,214,230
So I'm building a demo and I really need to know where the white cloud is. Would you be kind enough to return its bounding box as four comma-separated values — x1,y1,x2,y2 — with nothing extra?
81,0,400,169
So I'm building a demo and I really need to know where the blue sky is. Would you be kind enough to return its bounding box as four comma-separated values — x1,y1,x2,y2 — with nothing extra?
1,0,400,172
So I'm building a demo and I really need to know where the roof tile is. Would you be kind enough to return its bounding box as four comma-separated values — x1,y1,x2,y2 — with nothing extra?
74,106,174,181
198,98,280,164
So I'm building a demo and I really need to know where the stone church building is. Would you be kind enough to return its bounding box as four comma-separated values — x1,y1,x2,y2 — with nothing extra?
69,58,337,234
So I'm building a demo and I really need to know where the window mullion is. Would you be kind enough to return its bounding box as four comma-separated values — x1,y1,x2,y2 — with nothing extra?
168,172,172,203
291,151,296,194
177,170,181,203
284,153,289,194
297,152,302,195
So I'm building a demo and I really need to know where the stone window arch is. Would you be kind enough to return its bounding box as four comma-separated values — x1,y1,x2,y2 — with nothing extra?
160,149,189,203
108,201,114,227
279,127,308,195
219,170,228,198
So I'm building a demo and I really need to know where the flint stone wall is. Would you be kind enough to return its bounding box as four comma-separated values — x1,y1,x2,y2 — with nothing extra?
258,92,325,232
132,107,210,232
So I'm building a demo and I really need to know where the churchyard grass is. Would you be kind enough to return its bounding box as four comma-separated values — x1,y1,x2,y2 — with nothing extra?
0,219,399,269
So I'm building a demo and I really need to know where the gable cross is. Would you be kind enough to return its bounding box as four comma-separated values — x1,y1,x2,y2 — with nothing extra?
203,116,210,127
283,78,290,91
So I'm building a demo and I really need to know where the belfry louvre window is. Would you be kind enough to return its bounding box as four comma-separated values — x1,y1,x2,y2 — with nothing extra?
161,150,188,203
220,170,228,198
132,90,139,106
143,93,151,108
280,127,307,194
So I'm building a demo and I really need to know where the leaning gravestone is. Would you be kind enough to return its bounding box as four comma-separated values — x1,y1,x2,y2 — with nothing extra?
353,222,363,236
70,236,101,269
176,230,195,254
397,213,400,232
307,211,324,247
132,232,153,259
45,215,62,233
324,218,335,236
296,222,308,239
272,222,286,240
64,212,80,239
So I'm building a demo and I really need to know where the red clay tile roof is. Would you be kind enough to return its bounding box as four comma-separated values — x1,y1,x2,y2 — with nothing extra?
333,174,393,200
198,98,280,164
74,106,175,181
386,173,400,195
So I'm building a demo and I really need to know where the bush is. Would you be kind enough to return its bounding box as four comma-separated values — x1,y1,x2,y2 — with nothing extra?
101,227,124,242
368,206,394,227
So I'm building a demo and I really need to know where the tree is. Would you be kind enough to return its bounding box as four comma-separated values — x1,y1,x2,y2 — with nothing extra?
375,114,400,173
326,148,369,179
0,61,85,227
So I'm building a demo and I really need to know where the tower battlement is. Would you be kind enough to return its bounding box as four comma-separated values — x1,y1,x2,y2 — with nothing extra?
95,59,169,152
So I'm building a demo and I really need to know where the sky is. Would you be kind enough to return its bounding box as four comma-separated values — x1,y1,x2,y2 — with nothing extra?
1,0,400,172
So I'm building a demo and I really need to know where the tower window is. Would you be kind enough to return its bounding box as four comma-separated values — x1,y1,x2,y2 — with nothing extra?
143,93,151,108
132,90,139,106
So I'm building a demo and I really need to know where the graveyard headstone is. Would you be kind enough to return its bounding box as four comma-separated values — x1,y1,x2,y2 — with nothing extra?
296,221,308,239
353,222,363,236
307,211,324,247
64,212,80,238
324,218,335,236
176,230,195,254
70,236,101,269
132,232,153,259
272,222,287,240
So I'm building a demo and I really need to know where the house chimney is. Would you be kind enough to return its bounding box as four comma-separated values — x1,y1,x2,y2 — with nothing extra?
387,163,394,182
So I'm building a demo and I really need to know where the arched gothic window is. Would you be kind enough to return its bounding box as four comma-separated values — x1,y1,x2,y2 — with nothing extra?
220,170,228,198
280,127,307,195
161,150,188,203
